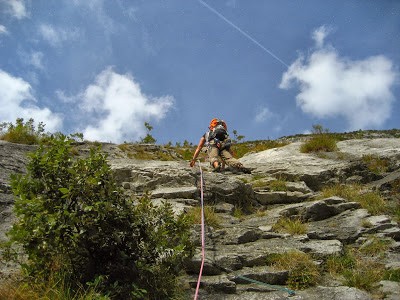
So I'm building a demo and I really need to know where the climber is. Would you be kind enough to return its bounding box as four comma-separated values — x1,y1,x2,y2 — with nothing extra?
189,118,251,173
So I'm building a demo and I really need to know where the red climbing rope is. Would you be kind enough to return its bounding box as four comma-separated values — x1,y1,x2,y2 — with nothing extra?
194,161,205,300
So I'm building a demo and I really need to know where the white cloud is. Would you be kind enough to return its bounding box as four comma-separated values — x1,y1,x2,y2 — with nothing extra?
38,24,80,47
255,106,273,123
280,26,398,130
0,69,62,132
70,0,116,34
76,67,174,143
29,51,44,69
55,90,76,103
1,0,28,19
19,50,45,70
312,25,332,48
0,24,9,35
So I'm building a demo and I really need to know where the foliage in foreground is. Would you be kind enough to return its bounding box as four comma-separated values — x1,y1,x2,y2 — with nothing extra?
0,118,46,145
6,134,193,299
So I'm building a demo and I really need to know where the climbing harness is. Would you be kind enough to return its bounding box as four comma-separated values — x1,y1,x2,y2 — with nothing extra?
194,160,205,300
193,160,296,298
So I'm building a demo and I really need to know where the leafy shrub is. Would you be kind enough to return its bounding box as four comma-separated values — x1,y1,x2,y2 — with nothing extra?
300,124,338,153
140,122,156,144
0,118,45,144
7,134,193,299
267,250,319,289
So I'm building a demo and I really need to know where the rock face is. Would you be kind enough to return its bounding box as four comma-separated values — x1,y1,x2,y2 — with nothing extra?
0,141,36,241
1,138,400,299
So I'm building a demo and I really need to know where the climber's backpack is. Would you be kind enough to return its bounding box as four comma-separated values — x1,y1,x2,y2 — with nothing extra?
209,119,228,141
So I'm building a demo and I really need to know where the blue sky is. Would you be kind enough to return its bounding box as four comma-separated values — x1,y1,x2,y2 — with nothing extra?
1,0,399,144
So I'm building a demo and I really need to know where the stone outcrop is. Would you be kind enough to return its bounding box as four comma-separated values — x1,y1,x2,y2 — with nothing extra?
1,138,400,299
240,138,400,190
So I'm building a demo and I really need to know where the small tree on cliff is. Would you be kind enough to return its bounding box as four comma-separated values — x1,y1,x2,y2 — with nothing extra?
140,122,156,144
8,133,193,299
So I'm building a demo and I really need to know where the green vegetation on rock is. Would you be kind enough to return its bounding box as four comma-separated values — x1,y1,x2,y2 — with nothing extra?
0,118,46,145
5,134,193,299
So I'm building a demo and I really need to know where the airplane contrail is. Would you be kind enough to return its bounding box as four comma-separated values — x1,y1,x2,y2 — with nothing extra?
197,0,289,68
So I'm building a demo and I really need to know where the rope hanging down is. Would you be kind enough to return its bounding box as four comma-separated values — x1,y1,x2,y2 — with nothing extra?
193,160,205,300
193,161,296,298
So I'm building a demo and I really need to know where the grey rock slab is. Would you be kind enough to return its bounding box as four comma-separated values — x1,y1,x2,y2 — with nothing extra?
229,266,288,285
379,280,400,300
150,186,198,199
239,142,348,188
216,226,263,245
308,209,370,243
239,139,400,190
295,286,373,300
151,198,193,215
188,274,237,294
255,191,312,205
299,239,343,257
196,285,372,300
110,159,196,190
286,181,313,194
337,138,400,159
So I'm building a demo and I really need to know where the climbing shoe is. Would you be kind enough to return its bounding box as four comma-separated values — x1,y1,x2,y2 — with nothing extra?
212,165,221,172
239,166,251,174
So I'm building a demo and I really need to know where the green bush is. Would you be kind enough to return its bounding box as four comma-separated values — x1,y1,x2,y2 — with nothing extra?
7,134,193,299
0,118,45,144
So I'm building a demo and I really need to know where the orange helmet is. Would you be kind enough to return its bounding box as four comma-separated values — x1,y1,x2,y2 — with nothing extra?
209,118,227,130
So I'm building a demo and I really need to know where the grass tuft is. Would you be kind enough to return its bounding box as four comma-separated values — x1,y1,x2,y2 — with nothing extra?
319,184,387,215
186,206,221,229
362,154,390,175
0,275,109,300
300,125,338,153
267,250,319,289
326,247,386,292
272,217,307,235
